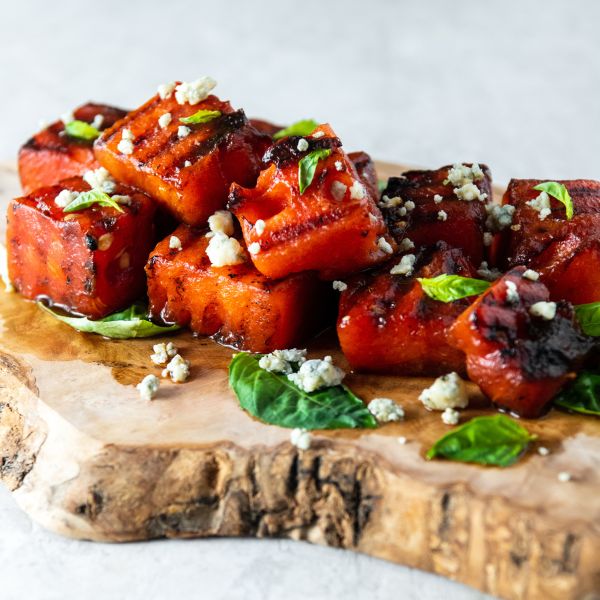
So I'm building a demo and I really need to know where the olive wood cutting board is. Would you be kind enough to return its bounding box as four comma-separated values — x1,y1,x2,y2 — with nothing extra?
0,161,599,600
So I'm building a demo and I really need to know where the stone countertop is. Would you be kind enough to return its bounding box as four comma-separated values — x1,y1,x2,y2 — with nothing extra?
0,0,598,598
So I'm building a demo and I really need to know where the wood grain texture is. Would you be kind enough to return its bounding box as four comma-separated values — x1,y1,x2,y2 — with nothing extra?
1,161,599,600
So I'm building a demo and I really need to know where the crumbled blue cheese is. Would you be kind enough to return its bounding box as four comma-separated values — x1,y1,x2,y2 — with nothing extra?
522,269,540,281
312,131,324,139
340,315,351,326
54,189,79,208
483,232,493,246
437,210,448,221
91,114,104,130
254,219,266,235
287,356,345,393
248,242,261,255
398,238,415,252
454,182,487,201
83,167,116,194
335,160,343,172
485,204,515,232
174,76,217,105
538,446,550,456
557,471,572,483
207,210,234,237
178,125,191,139
390,254,416,276
259,348,307,375
527,191,552,220
419,372,468,410
169,235,182,250
511,224,522,231
529,301,556,320
377,237,394,254
477,261,502,281
444,163,484,187
332,280,347,292
184,160,192,167
379,195,403,209
290,428,312,451
331,180,347,201
404,200,416,211
441,407,460,425
112,195,132,206
398,436,407,445
349,181,366,200
118,128,135,155
157,81,176,100
161,354,190,383
158,112,172,129
0,243,14,292
297,138,309,152
97,233,113,251
433,194,443,204
150,342,178,365
505,280,520,304
136,374,160,401
206,232,246,266
367,398,405,423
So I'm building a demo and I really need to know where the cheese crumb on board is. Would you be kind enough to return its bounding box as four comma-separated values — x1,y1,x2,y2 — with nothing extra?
419,372,468,410
136,374,160,401
368,398,405,423
557,471,572,483
290,428,312,451
161,354,190,383
150,342,178,366
441,407,460,425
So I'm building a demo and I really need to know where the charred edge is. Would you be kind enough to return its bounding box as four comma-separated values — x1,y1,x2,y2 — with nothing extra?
262,136,342,167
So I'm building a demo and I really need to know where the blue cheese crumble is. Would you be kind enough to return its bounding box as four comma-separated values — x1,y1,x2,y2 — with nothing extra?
290,428,312,450
136,374,160,401
287,356,345,392
419,372,468,410
258,348,307,374
367,398,405,423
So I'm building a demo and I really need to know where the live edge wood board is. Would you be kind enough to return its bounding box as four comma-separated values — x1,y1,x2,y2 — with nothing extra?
0,161,599,600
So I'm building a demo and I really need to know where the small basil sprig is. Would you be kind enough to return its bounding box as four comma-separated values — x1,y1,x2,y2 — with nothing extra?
63,189,125,214
574,302,600,336
427,414,536,467
229,352,377,430
179,109,222,125
38,302,180,339
298,149,332,194
64,120,101,141
533,181,573,220
555,372,600,416
417,274,491,302
273,119,319,140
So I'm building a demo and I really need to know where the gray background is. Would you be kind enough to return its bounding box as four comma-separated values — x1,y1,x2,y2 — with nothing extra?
0,0,598,598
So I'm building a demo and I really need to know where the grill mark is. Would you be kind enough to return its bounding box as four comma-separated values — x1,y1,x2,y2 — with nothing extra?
102,95,163,144
151,111,249,177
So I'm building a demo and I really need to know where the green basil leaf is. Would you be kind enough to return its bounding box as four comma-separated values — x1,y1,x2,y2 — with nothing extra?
229,352,377,430
427,414,536,467
179,109,222,125
38,302,180,339
298,149,332,195
64,120,101,141
273,119,319,140
574,302,600,336
417,274,491,302
533,181,573,220
554,372,600,416
63,189,125,214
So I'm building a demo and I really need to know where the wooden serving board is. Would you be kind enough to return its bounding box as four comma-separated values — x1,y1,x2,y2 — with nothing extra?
0,161,599,600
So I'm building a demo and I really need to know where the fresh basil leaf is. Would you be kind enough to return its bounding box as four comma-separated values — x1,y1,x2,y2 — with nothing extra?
38,302,180,339
63,189,125,214
555,372,600,416
417,274,491,302
64,120,101,141
533,181,573,220
229,352,377,430
574,302,600,336
179,109,222,125
427,414,536,467
273,119,319,140
298,149,332,195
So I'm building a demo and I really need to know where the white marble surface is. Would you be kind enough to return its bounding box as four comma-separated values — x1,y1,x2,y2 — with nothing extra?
0,1,598,598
